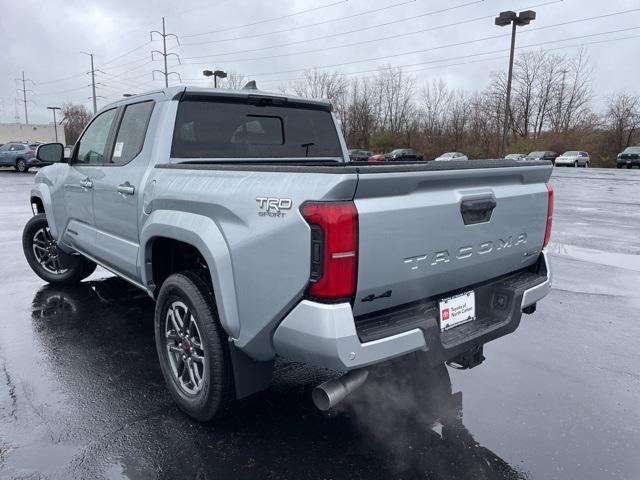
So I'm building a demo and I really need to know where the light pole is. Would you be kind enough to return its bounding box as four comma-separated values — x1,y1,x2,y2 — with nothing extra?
203,69,228,88
47,106,61,142
495,10,536,158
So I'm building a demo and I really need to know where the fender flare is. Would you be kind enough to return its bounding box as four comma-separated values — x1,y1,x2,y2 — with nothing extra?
30,185,58,238
139,210,241,339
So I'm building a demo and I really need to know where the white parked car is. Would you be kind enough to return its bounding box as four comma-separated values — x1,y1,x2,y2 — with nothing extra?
555,151,590,168
434,152,468,161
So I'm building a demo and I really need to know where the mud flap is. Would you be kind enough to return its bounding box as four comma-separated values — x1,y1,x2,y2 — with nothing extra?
228,342,274,399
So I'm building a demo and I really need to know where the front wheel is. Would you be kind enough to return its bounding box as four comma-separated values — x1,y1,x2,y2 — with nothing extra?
22,214,96,284
155,271,235,421
15,159,28,172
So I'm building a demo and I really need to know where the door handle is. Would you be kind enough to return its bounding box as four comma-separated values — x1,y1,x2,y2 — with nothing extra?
117,182,135,196
79,179,93,189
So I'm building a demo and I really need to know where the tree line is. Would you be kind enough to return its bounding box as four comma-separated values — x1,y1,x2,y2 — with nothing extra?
291,48,640,166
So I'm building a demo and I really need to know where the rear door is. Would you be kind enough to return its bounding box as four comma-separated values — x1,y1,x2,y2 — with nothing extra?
91,100,155,280
0,144,11,165
352,164,552,316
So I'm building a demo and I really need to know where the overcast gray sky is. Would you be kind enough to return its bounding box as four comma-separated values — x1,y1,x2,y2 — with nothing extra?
1,0,639,124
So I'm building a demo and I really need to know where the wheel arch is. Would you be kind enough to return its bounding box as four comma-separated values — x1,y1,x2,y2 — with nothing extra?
140,210,240,339
30,185,59,239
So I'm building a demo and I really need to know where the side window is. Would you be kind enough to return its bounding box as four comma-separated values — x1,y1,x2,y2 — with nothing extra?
111,101,154,165
76,109,118,164
14,145,26,151
0,144,10,152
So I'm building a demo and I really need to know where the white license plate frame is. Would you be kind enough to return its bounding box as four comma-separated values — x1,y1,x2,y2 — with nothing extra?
439,290,476,332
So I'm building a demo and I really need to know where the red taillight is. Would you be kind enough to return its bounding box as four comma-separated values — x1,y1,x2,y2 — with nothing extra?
27,149,33,155
301,202,358,300
543,183,554,247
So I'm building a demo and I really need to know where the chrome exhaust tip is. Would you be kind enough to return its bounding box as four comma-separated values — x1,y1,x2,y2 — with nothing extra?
312,369,369,411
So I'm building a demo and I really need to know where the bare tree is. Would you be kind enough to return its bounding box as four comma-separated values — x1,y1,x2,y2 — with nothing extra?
605,92,640,153
376,66,416,136
223,71,247,90
549,48,593,134
61,103,91,144
344,78,377,148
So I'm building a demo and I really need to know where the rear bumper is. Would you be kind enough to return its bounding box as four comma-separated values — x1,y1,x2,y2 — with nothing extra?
554,158,577,166
273,251,551,371
617,158,640,166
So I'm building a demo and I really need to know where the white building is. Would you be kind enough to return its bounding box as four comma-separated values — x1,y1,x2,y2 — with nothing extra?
0,123,66,144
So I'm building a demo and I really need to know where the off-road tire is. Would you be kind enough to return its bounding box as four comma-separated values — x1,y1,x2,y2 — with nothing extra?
22,213,97,285
155,271,235,421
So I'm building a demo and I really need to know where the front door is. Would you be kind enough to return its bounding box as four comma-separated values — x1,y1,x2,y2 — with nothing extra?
58,108,119,256
90,101,155,280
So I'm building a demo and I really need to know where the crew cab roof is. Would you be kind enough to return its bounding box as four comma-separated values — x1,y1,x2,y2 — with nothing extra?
103,86,332,111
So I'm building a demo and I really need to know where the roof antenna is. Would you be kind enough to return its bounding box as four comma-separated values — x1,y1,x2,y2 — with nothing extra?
243,80,258,90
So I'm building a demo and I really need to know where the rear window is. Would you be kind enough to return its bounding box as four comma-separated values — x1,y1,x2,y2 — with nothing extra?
171,99,342,159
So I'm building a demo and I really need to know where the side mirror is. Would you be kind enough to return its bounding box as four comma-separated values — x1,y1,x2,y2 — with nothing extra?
36,143,65,164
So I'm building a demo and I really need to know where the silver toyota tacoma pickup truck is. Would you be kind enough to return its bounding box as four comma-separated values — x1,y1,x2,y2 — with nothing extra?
23,86,553,421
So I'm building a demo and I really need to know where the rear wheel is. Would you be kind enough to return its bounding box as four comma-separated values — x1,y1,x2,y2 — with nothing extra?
155,271,235,421
15,159,28,172
22,213,96,284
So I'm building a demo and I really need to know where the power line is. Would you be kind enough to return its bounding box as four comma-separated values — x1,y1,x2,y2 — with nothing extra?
101,41,153,66
255,31,640,85
181,0,351,39
243,24,640,78
150,17,182,87
180,5,640,67
180,2,608,62
178,0,487,61
176,0,416,48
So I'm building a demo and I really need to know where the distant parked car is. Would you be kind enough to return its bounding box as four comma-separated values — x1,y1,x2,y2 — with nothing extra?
347,149,373,162
385,148,423,161
504,153,526,161
0,142,37,172
616,146,640,168
368,154,385,162
524,151,558,164
555,151,590,168
434,152,468,161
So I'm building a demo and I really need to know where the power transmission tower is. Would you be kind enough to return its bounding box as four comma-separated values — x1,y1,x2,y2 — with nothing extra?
81,51,98,114
15,71,35,125
151,17,181,87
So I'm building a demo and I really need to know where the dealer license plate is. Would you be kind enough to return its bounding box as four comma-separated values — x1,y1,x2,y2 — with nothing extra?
439,291,476,331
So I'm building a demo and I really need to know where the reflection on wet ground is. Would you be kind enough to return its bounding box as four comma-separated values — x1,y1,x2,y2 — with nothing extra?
1,169,639,479
1,278,524,479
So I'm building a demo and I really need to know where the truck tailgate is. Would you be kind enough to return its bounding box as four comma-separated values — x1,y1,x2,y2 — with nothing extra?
352,163,552,316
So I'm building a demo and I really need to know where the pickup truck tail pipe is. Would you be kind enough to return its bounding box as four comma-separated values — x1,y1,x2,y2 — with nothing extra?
312,369,369,411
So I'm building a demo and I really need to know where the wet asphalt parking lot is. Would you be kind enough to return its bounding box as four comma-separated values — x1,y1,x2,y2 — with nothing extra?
0,167,639,480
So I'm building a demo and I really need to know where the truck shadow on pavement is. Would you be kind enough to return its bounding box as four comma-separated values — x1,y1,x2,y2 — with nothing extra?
28,277,527,480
